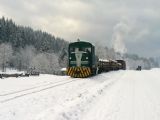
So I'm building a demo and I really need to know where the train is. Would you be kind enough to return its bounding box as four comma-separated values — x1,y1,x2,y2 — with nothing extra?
66,41,126,78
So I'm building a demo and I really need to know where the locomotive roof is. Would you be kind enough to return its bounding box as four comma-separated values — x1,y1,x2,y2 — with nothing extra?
69,41,94,47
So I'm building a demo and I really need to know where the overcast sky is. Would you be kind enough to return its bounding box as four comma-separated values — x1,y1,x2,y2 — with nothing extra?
0,0,160,57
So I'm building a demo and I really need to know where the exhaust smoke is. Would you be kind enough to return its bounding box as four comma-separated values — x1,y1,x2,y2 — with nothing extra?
112,20,130,54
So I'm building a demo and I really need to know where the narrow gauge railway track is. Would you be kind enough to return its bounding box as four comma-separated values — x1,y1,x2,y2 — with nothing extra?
0,79,71,96
0,79,78,103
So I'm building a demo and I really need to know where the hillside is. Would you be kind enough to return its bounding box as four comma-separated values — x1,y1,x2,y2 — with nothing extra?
0,17,68,52
0,17,68,73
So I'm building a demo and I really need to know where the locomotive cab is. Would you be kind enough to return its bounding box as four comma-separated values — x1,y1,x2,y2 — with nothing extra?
67,41,96,77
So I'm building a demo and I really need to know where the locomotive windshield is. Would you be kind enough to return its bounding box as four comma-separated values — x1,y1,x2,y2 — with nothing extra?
70,47,91,52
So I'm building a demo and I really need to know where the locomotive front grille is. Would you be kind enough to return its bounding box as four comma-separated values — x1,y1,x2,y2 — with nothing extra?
67,67,91,78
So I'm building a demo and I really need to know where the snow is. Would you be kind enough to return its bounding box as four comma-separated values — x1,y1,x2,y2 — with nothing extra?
0,69,24,74
1,69,160,120
99,59,109,62
61,68,66,71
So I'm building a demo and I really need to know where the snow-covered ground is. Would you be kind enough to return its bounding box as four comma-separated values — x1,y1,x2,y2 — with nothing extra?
1,69,160,120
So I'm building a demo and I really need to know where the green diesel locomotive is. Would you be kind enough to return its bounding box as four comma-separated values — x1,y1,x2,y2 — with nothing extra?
66,41,126,78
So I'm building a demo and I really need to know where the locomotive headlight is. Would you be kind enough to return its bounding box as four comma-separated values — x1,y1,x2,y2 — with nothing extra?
86,57,88,60
70,57,72,59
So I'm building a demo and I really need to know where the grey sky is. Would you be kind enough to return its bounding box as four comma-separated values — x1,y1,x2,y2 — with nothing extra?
0,0,160,57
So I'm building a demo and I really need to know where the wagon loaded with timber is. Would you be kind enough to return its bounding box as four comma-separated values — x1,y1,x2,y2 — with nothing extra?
66,40,126,78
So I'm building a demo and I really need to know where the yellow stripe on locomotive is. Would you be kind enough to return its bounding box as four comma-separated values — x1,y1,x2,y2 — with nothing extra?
67,67,91,78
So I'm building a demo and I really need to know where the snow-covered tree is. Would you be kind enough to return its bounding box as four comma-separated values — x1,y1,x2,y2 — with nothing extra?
0,43,13,71
12,46,36,71
20,46,36,69
31,53,60,74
